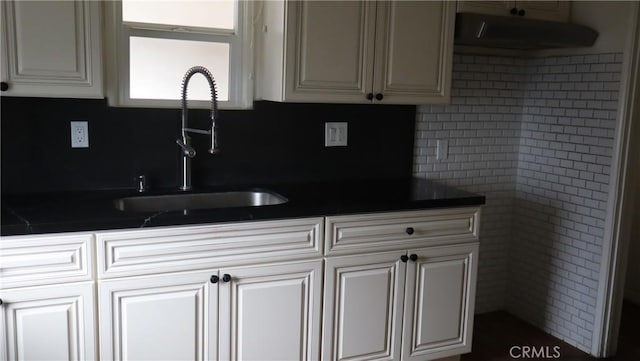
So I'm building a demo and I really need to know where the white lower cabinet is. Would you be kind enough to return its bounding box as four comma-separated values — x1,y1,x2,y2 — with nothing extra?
401,244,478,361
323,244,478,361
98,260,322,361
322,209,480,361
1,209,480,361
322,252,406,361
221,261,322,361
98,271,217,361
0,282,96,361
0,232,96,361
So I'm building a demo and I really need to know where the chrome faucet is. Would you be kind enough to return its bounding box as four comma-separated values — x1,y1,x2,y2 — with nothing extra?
176,66,219,191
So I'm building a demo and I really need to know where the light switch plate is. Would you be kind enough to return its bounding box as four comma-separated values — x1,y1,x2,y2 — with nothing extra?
325,122,348,147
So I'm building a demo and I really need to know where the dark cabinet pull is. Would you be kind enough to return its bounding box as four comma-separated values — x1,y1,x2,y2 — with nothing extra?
1,82,8,91
518,9,525,16
210,275,219,283
409,254,418,262
400,255,409,263
375,93,384,101
0,298,3,305
406,227,415,235
366,93,374,100
222,274,232,283
510,7,518,15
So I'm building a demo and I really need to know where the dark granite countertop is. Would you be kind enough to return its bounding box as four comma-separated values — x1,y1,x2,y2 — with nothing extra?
1,178,485,236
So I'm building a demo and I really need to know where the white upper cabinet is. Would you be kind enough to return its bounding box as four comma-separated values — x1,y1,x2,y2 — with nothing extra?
0,0,103,98
257,0,455,104
457,1,570,22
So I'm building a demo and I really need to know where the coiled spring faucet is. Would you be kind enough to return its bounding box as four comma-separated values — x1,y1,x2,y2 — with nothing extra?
176,66,219,191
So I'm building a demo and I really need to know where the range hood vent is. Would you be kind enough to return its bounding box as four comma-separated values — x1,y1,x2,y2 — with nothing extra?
455,13,599,50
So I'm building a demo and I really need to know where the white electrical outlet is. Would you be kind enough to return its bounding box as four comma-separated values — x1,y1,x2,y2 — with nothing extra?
436,139,448,160
325,122,348,147
70,121,89,148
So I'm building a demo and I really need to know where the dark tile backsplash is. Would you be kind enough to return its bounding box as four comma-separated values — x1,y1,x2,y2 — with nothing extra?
1,97,416,194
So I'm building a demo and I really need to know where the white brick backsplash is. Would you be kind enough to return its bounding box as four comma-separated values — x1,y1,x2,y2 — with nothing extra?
413,52,621,352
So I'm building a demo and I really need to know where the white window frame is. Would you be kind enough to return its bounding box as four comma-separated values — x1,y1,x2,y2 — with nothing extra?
104,0,253,109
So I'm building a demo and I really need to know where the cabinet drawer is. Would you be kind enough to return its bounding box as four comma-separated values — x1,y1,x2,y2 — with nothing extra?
325,208,479,256
0,233,94,288
96,217,324,278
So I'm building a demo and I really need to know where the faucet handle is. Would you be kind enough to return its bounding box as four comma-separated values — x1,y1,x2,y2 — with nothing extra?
209,125,219,154
136,175,147,193
176,139,196,158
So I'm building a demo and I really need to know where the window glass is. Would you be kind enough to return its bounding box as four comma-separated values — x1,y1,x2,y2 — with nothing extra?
129,37,230,101
122,0,235,30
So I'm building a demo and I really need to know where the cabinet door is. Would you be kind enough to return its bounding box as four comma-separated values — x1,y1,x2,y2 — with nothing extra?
456,1,514,16
372,1,455,104
517,1,569,22
0,0,102,98
220,260,322,361
456,1,569,22
284,0,376,103
323,252,406,361
0,282,96,361
401,244,478,361
98,271,217,361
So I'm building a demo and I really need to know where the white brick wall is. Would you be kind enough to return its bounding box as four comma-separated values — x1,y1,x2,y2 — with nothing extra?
509,53,621,352
415,55,527,314
413,53,622,352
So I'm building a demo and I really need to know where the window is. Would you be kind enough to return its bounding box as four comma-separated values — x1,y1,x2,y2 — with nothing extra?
105,0,253,109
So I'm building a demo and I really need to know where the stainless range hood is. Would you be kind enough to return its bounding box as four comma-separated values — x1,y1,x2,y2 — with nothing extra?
455,13,599,50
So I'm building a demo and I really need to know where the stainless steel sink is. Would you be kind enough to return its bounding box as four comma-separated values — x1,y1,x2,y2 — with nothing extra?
114,190,288,212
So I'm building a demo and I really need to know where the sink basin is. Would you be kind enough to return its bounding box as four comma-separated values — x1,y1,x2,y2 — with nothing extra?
114,190,288,212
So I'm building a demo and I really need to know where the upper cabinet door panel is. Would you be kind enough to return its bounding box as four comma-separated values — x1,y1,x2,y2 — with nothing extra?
518,1,569,22
456,1,513,16
373,1,455,104
284,0,376,102
11,1,82,78
1,0,102,98
456,1,570,22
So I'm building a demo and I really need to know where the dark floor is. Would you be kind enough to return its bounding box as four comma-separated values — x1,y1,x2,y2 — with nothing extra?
461,301,640,361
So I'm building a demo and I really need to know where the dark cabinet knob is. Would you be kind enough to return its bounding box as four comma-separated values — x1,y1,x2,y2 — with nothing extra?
1,82,8,91
400,255,409,263
510,7,518,15
210,275,219,283
222,274,232,283
375,93,384,101
518,9,525,16
409,254,418,262
0,298,3,305
366,93,374,100
406,227,415,235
